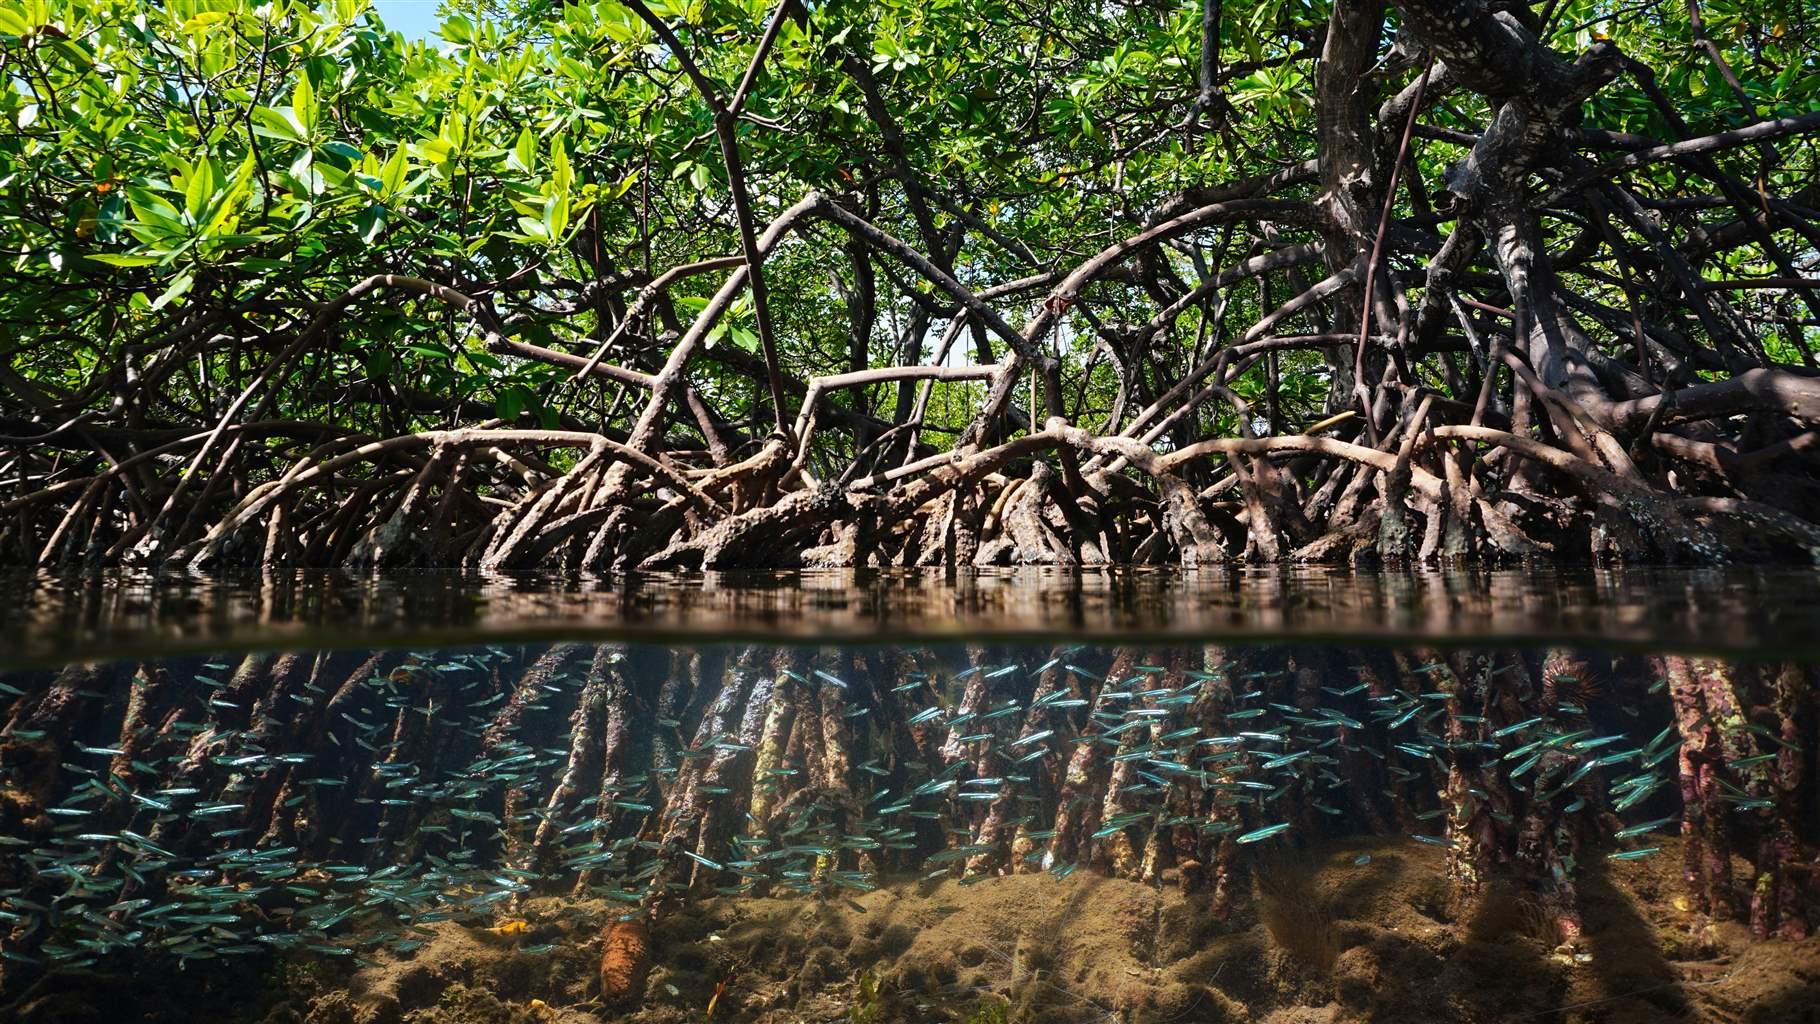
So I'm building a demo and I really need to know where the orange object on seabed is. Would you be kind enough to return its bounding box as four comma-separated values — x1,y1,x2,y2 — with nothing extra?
706,972,734,1019
599,917,651,1004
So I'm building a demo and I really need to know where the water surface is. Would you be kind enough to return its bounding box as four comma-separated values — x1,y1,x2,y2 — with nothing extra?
7,565,1820,667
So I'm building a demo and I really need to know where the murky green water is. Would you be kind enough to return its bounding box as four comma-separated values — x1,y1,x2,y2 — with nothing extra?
1,571,1817,1022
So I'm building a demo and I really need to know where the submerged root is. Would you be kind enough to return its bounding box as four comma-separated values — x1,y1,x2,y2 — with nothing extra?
1465,879,1560,947
1254,853,1341,975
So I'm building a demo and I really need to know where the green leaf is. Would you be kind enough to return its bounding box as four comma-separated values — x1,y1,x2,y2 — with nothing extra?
0,7,31,35
127,187,183,231
150,271,194,310
378,147,408,196
543,192,570,242
85,253,161,267
183,158,217,221
495,387,524,421
440,14,472,43
413,137,453,165
251,106,308,143
355,204,386,244
550,133,571,191
293,72,317,133
507,126,536,173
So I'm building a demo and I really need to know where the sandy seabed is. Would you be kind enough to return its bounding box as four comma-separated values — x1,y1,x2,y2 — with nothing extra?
12,838,1819,1024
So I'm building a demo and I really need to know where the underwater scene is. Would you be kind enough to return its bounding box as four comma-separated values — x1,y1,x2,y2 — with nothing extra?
2,630,1818,1024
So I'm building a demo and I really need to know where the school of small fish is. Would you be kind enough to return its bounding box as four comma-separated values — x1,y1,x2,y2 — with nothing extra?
0,643,1789,975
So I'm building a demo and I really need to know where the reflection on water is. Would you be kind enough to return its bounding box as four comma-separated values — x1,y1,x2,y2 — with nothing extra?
1,638,1816,1022
8,565,1820,666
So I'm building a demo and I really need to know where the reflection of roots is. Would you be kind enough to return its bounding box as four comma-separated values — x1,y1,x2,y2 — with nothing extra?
1254,856,1340,974
599,917,650,1004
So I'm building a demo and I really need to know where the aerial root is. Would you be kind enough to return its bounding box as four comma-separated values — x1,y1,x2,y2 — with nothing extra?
9,402,1815,571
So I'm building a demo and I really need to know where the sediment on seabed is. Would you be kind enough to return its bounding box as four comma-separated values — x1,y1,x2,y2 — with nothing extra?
234,842,1820,1024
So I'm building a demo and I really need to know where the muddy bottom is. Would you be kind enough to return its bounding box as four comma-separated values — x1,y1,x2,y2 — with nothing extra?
11,839,1819,1024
